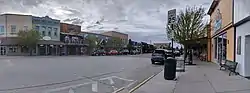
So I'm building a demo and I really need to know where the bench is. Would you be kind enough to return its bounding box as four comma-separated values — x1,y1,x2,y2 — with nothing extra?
219,60,238,76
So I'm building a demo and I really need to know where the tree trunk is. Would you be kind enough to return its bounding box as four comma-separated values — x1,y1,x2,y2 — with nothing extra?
29,48,33,56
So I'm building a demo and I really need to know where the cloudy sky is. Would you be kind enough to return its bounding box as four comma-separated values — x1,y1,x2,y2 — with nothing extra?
0,0,211,43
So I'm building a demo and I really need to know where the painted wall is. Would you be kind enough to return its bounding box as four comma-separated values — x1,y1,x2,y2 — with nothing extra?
226,27,234,61
235,21,250,76
210,0,233,36
32,16,60,41
60,23,81,34
5,14,32,37
234,0,250,23
209,0,235,62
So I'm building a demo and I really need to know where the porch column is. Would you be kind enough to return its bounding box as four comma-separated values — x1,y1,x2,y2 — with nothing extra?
55,45,58,56
64,45,67,56
45,45,48,56
36,45,39,56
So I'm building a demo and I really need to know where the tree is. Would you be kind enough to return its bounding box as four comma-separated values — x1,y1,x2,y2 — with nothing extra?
112,37,123,49
17,29,41,56
86,35,98,54
167,6,207,62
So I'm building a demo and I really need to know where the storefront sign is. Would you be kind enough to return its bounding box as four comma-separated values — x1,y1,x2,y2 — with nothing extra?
214,9,222,32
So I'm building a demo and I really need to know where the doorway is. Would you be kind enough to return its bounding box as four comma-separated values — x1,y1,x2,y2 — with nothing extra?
244,35,250,77
0,46,6,55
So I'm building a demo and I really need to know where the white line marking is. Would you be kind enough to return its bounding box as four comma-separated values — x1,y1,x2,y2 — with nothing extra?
92,82,98,92
68,88,75,93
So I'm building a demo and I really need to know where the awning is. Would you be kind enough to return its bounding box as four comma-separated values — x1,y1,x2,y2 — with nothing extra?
185,37,208,45
38,40,65,45
0,37,19,45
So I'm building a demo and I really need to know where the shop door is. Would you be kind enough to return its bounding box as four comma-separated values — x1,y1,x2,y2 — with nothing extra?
0,46,6,55
245,35,250,76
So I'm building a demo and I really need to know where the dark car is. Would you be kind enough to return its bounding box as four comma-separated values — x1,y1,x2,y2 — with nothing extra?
91,50,106,56
151,49,166,65
121,49,129,55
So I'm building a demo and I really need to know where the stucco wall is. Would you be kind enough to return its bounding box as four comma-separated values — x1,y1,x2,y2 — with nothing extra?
210,0,233,36
226,27,234,61
236,21,250,77
6,14,32,37
234,0,250,23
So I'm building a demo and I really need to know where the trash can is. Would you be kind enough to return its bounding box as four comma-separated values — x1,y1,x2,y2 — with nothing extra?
164,57,177,80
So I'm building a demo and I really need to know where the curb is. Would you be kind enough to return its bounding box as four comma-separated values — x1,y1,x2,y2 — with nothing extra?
128,70,163,93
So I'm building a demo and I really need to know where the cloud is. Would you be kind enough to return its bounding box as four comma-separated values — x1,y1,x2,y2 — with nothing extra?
0,0,211,43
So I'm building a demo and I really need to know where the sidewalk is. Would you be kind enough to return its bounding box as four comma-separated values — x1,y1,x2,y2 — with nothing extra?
134,60,250,93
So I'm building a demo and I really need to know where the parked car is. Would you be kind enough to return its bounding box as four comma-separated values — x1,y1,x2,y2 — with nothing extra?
107,50,119,55
130,50,137,55
174,50,181,56
121,49,129,55
91,50,106,56
151,49,168,65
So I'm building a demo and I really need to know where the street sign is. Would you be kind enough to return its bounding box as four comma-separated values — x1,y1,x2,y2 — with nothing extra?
167,9,176,39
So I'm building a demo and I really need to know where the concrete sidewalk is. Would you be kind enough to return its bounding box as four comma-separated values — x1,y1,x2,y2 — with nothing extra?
134,60,250,93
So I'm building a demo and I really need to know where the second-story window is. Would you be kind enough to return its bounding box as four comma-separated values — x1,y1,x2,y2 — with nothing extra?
11,25,16,34
48,31,51,36
35,26,39,31
48,27,52,32
53,28,58,36
42,31,45,36
24,26,28,31
0,25,4,35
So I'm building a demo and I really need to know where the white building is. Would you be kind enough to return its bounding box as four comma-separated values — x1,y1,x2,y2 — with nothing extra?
234,0,250,77
0,14,32,37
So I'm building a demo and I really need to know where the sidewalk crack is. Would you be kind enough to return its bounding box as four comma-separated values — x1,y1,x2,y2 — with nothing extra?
204,74,217,93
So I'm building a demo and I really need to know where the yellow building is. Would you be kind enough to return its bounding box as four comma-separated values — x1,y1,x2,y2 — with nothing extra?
207,0,235,63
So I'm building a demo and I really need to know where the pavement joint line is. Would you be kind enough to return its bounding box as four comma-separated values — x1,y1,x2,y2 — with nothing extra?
128,69,163,93
113,87,125,93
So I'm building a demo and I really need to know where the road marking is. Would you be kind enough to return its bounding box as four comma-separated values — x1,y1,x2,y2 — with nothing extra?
45,76,135,93
92,81,98,92
128,73,160,93
68,88,75,93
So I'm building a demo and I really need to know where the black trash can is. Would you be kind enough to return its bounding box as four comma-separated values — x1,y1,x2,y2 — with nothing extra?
164,57,177,80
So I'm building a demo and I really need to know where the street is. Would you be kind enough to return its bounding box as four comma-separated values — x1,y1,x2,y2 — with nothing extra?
0,54,162,93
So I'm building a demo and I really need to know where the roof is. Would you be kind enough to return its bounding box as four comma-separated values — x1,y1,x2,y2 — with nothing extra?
0,13,32,16
207,0,220,15
38,40,65,45
102,31,128,36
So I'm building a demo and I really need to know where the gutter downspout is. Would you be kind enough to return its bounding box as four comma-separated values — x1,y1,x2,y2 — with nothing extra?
233,0,236,62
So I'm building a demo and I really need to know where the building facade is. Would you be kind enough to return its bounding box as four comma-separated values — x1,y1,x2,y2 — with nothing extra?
32,16,60,41
32,16,64,56
101,31,128,47
207,0,235,64
60,23,81,34
60,23,88,55
234,0,250,77
0,14,33,56
153,43,170,49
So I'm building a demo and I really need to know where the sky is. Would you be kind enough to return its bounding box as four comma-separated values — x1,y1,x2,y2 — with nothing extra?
0,0,211,44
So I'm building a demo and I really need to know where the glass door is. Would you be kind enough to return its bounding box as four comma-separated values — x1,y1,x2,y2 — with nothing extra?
0,46,6,55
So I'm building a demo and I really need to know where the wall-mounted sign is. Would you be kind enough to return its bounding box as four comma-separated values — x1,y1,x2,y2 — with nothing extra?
214,9,222,32
42,36,51,41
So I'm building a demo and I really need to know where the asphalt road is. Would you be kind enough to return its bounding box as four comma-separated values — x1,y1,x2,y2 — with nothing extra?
0,54,162,93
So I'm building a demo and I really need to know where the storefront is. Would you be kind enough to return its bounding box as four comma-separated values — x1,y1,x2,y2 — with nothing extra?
207,0,235,63
234,0,250,77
